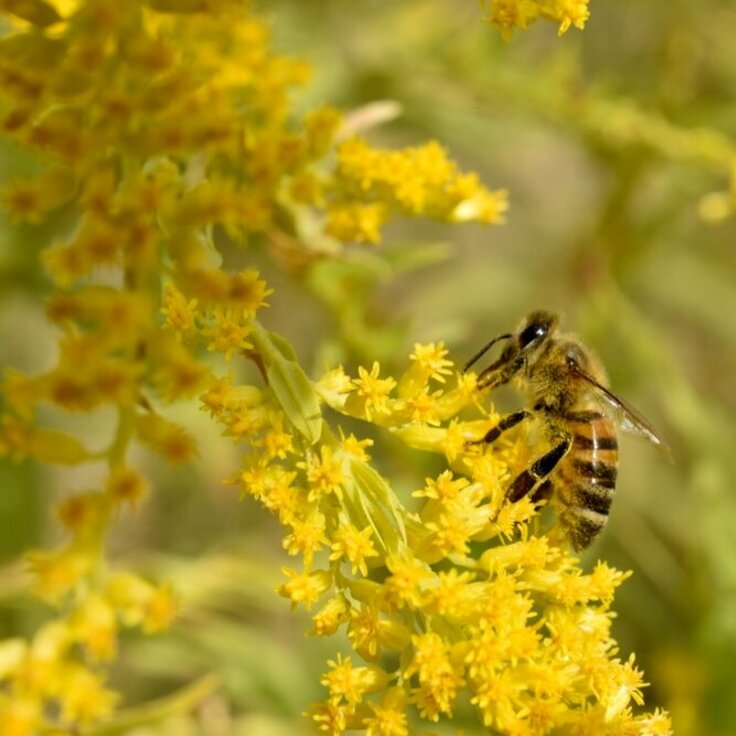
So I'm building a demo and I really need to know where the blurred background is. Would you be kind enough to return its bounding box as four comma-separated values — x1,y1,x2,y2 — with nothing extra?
1,0,736,734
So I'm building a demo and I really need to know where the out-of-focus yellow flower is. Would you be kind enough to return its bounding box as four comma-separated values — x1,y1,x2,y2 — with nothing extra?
480,0,590,39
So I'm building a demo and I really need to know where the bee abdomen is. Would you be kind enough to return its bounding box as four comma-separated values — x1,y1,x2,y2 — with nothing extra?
557,411,618,550
572,459,618,488
560,505,609,552
573,483,615,515
572,433,618,451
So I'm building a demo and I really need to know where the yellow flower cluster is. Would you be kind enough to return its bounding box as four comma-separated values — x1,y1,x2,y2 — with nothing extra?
221,341,672,735
327,138,508,243
480,0,591,40
0,1,507,732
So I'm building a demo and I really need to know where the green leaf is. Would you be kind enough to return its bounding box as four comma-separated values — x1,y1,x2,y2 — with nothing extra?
251,322,322,445
344,458,408,556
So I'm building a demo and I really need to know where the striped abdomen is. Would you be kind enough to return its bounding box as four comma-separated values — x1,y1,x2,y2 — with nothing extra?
555,409,619,551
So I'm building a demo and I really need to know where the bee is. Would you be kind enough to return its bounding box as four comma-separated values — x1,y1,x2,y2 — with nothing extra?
464,310,668,551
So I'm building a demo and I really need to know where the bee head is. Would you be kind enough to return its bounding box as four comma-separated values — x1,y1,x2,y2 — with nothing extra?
471,310,558,390
516,310,557,352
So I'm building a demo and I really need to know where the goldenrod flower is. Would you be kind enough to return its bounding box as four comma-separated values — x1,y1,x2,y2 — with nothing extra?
304,445,346,501
278,568,333,611
330,524,379,576
321,654,389,705
349,362,397,421
480,0,591,38
0,0,671,733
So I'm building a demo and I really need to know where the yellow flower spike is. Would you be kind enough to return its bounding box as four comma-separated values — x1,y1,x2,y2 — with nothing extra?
347,603,412,661
105,466,150,509
325,203,387,245
225,337,667,732
405,632,463,721
28,618,71,662
304,105,342,156
383,553,434,611
134,412,197,464
321,654,390,705
226,404,270,440
398,388,443,427
0,169,73,224
69,595,118,662
338,432,373,461
589,560,633,605
308,700,356,735
545,0,591,35
634,708,673,735
0,639,26,680
0,0,671,730
330,523,379,576
413,470,470,501
347,362,397,421
422,508,483,560
142,582,179,634
56,492,110,537
256,412,295,460
202,308,254,360
47,287,151,347
480,0,541,41
363,687,409,736
481,496,538,541
278,568,333,611
26,547,91,604
199,375,263,418
152,339,211,402
480,0,590,38
104,572,158,628
441,420,470,462
603,654,648,721
0,370,43,423
311,596,351,637
480,537,557,575
238,463,303,521
227,268,273,316
57,662,119,726
284,513,329,565
447,175,509,224
424,568,476,620
303,444,346,501
161,282,199,337
331,135,508,230
316,366,355,409
390,423,451,454
0,696,42,736
404,342,454,390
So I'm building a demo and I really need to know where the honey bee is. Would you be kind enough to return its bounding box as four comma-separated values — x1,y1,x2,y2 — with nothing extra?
465,310,668,551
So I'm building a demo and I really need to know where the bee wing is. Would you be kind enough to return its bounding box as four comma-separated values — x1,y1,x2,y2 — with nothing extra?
572,367,672,460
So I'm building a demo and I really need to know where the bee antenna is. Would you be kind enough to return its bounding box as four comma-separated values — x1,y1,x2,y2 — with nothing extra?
462,333,512,373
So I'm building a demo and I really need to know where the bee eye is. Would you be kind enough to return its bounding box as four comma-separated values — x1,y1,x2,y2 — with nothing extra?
518,322,547,349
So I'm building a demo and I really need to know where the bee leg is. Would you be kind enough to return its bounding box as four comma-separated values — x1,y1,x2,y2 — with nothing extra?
531,479,553,504
505,435,571,504
468,409,532,446
477,356,525,390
